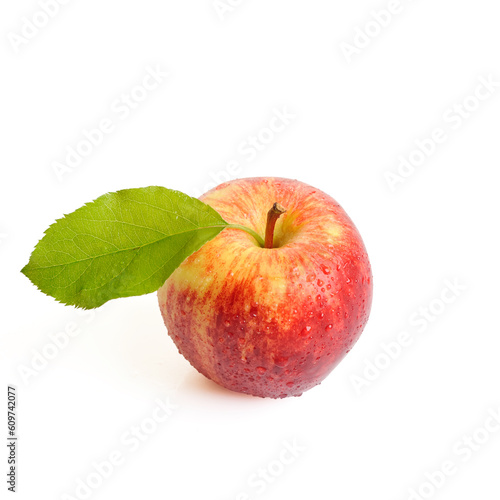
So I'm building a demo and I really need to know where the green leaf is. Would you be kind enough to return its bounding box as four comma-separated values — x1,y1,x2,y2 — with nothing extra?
21,186,230,309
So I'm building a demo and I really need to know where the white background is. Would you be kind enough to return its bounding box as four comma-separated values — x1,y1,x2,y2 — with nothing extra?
1,1,500,499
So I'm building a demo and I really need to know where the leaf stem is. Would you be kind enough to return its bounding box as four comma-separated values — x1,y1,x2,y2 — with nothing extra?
226,224,265,247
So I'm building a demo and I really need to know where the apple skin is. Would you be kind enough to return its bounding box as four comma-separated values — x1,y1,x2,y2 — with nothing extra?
158,177,372,398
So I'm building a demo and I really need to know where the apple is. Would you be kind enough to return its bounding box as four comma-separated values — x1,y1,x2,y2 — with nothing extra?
157,177,372,398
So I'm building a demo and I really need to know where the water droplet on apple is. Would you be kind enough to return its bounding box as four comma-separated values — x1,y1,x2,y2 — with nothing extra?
317,279,324,286
306,274,316,282
256,366,267,374
286,381,294,387
274,355,289,367
300,325,312,337
321,264,331,274
325,324,333,331
224,320,231,327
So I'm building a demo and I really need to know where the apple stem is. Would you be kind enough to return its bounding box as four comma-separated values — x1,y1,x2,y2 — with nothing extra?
264,202,287,249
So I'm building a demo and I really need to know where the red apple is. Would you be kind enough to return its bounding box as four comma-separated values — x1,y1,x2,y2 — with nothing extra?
158,177,372,398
